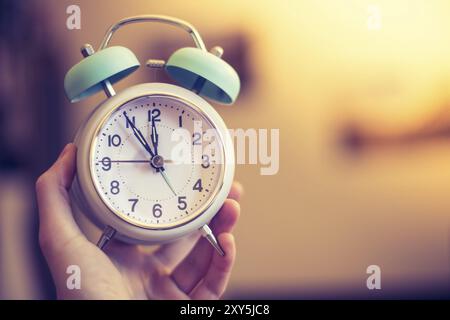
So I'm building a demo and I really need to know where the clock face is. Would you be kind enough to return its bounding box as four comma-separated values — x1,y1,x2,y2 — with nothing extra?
90,95,225,229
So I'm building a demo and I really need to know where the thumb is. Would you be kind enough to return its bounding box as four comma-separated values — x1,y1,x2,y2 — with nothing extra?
36,143,86,255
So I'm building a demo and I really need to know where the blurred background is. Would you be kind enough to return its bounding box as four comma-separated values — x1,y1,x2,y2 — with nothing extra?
2,0,450,299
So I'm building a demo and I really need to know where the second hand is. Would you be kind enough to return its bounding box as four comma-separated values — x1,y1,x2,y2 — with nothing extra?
99,160,174,163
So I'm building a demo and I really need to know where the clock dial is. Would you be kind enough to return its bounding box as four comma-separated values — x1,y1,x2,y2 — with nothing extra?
90,95,225,229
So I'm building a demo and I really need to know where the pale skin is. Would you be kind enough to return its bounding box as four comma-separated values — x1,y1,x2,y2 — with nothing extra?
36,143,243,299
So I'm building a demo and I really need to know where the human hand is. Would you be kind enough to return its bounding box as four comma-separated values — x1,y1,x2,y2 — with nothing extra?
36,143,242,299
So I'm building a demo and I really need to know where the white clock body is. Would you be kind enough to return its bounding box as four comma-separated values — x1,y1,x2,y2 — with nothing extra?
70,83,235,244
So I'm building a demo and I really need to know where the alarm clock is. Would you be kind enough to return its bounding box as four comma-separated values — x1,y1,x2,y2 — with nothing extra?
64,15,240,256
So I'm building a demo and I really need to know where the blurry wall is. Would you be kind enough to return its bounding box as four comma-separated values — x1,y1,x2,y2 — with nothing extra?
0,0,66,299
3,0,450,298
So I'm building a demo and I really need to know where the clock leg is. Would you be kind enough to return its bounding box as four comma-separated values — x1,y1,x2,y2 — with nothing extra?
96,225,117,250
200,224,225,256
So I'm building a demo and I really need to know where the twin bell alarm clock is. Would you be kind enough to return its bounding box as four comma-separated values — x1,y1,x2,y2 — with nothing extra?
63,15,240,255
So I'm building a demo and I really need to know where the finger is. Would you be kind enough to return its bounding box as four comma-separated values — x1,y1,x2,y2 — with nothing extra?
145,270,190,300
190,233,236,299
228,181,244,201
105,241,191,300
36,143,86,255
171,199,240,293
153,232,201,269
103,238,144,261
154,182,242,268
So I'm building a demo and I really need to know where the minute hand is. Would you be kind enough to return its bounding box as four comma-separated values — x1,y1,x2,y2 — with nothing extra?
123,111,155,158
150,118,159,155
